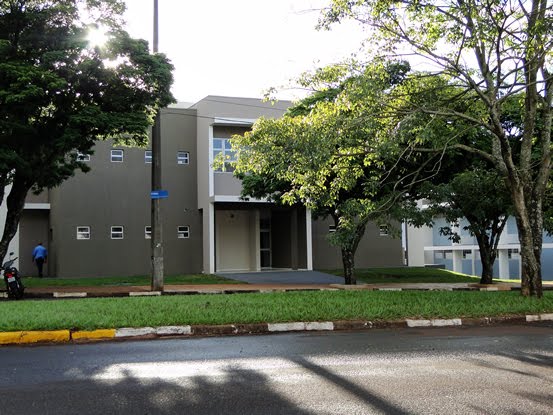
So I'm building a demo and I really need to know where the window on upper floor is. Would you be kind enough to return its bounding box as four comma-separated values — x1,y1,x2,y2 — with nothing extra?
213,138,236,172
76,226,90,240
177,151,190,165
111,226,124,239
77,152,90,162
328,225,336,233
111,149,124,162
145,150,152,164
177,225,190,239
379,225,389,236
145,226,152,239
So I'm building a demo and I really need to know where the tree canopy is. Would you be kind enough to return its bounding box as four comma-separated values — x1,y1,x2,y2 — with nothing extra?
0,0,175,261
321,0,553,297
233,61,438,283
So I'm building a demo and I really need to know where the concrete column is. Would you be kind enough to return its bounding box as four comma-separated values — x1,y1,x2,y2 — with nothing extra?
452,250,463,273
498,249,509,279
202,203,215,274
306,208,313,270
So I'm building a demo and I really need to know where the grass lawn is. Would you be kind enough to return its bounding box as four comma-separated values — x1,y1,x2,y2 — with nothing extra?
326,267,487,284
1,290,552,332
22,274,242,288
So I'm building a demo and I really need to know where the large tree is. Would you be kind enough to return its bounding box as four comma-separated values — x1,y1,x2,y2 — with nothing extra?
232,61,434,284
0,0,174,263
321,0,553,297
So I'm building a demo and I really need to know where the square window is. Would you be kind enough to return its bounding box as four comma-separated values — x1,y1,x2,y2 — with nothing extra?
177,225,189,239
177,151,189,165
111,149,124,162
212,138,236,172
145,226,151,239
76,226,90,240
77,152,90,162
379,225,389,236
145,150,152,164
111,226,124,239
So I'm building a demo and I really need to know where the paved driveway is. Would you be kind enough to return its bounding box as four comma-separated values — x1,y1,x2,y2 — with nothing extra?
217,270,345,284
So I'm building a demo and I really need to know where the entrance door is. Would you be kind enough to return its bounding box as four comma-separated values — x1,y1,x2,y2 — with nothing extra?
260,216,271,268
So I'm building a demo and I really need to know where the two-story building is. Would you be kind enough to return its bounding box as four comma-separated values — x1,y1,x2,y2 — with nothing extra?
10,96,404,278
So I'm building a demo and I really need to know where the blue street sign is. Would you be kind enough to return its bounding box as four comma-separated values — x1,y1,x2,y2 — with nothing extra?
151,190,169,199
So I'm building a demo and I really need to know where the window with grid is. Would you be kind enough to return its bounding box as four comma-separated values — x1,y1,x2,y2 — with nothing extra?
145,150,152,164
177,151,189,165
111,226,124,239
145,226,151,239
177,225,190,239
76,226,90,240
213,138,236,172
111,149,124,162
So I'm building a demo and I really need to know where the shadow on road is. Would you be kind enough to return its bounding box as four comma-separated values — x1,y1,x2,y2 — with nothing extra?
1,367,314,415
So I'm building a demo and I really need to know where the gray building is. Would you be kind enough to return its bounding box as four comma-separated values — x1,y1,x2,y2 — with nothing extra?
15,96,403,278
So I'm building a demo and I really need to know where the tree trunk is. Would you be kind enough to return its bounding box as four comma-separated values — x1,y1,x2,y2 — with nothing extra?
342,248,356,285
512,190,543,298
0,174,31,264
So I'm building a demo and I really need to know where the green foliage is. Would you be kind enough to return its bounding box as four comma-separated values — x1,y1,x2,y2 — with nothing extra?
320,0,553,296
0,0,174,193
0,0,175,262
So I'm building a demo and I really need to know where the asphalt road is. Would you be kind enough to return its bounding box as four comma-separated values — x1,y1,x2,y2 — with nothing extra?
1,325,552,414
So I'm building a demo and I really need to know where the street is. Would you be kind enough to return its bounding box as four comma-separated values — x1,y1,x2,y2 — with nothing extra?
0,324,552,414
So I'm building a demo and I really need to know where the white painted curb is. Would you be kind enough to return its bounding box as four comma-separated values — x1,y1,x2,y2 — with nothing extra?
378,288,402,291
155,326,192,335
268,322,334,332
406,318,462,328
53,292,87,298
129,291,162,297
115,327,156,337
526,313,553,322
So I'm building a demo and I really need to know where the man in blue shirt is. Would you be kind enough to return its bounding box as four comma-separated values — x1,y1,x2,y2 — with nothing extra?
32,242,48,278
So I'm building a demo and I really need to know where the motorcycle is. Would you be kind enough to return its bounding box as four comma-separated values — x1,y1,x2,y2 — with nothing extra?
2,252,24,300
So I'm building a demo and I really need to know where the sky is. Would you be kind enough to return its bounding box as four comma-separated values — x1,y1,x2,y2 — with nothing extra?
122,0,368,104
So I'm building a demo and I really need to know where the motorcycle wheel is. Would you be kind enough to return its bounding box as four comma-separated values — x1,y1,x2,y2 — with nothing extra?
8,281,23,300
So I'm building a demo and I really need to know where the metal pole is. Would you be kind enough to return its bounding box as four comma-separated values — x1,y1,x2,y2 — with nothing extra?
151,0,164,291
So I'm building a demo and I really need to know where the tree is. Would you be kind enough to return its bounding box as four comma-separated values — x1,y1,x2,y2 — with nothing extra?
418,167,513,284
321,0,553,297
0,0,174,263
233,61,434,284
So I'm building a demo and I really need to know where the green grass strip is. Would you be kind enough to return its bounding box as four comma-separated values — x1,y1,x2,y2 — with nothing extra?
22,274,242,288
1,291,552,332
325,267,481,283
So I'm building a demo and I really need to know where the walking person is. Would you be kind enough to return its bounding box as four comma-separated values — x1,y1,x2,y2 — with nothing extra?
32,242,48,278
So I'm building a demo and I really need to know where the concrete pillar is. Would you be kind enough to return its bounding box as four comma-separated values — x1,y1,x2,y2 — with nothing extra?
498,249,509,279
453,250,463,273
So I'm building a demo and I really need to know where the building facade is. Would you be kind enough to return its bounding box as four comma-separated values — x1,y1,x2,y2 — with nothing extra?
406,215,553,280
13,96,403,278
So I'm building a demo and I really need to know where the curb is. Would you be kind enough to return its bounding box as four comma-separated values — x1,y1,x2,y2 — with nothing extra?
5,284,553,301
1,313,553,346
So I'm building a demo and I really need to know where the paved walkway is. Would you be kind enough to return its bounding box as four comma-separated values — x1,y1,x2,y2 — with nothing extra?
217,270,345,284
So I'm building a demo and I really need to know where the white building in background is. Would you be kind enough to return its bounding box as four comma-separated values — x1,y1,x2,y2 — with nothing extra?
0,184,20,268
406,215,553,280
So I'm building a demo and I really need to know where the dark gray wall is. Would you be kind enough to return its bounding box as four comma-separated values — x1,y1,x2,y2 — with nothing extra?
49,108,202,278
312,218,404,271
19,210,50,276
